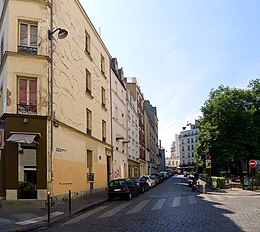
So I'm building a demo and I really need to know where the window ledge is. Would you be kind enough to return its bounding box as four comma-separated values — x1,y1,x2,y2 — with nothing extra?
101,71,107,79
85,50,93,61
101,104,108,111
86,89,94,99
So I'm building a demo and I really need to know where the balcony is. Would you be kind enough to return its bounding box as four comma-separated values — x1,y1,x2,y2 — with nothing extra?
18,46,37,55
17,104,37,115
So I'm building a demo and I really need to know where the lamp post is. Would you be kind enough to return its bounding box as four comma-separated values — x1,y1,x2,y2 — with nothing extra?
48,0,68,197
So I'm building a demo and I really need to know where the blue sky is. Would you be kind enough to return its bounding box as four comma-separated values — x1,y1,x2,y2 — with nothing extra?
80,0,260,155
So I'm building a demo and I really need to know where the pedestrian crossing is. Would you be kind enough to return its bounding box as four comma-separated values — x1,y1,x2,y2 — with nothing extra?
12,194,230,227
62,194,230,225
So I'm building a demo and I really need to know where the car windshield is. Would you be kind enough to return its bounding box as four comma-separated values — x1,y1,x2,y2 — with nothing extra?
109,180,126,187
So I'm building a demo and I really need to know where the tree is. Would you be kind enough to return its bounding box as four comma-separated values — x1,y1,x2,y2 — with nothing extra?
196,79,260,177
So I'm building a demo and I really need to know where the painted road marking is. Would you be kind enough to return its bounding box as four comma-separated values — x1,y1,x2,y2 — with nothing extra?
15,211,64,225
63,206,109,225
188,195,197,204
172,196,181,207
98,202,131,218
151,199,166,211
127,200,150,214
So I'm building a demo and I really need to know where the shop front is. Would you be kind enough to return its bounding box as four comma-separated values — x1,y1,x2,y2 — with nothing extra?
0,114,47,208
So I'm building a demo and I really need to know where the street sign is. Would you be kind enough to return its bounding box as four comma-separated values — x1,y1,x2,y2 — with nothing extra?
249,159,257,168
205,154,211,160
206,160,211,169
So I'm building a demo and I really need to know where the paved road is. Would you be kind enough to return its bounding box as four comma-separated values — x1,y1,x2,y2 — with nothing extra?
38,176,260,232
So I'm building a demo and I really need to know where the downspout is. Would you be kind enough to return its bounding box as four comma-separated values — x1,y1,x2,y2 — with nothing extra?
109,58,113,185
49,0,54,196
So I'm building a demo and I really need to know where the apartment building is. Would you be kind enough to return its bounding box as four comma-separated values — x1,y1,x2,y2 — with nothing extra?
144,100,159,174
125,81,140,177
0,0,112,207
125,77,146,175
111,58,128,179
178,120,199,172
165,140,180,170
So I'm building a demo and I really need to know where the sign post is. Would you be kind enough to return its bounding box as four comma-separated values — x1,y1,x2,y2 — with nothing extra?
249,159,257,191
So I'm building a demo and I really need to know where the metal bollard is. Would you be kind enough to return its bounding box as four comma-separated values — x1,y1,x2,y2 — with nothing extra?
69,189,71,215
47,191,50,224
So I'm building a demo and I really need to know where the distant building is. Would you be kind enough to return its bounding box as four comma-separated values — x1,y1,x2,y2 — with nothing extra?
178,120,199,172
144,100,159,174
158,141,166,172
165,139,180,170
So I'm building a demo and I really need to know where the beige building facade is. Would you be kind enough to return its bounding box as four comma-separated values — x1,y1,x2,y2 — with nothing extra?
0,0,112,206
125,79,140,177
144,100,159,174
111,58,128,179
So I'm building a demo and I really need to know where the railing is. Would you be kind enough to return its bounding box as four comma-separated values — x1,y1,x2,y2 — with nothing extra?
18,45,37,55
17,104,37,115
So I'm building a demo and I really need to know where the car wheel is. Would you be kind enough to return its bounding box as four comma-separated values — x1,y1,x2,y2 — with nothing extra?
108,196,113,201
127,193,132,200
136,191,140,197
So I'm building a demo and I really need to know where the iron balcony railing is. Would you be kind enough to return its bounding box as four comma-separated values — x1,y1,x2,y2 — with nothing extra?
17,104,37,115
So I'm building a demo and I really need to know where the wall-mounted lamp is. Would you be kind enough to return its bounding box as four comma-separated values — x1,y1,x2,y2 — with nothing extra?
48,28,68,40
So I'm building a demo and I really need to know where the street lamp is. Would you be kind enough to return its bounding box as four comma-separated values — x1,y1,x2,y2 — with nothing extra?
48,28,68,40
48,1,68,199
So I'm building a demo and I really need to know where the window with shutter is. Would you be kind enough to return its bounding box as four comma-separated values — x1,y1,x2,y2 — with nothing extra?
18,78,37,114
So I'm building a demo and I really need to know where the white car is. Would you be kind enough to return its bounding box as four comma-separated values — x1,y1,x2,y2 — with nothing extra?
142,175,156,188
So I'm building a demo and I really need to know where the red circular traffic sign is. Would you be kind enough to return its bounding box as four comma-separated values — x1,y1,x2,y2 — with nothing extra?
249,159,257,168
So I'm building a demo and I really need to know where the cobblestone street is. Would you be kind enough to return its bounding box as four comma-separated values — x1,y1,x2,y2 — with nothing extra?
39,177,260,232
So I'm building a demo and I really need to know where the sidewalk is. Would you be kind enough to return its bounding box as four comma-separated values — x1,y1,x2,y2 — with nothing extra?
198,185,260,196
0,190,108,232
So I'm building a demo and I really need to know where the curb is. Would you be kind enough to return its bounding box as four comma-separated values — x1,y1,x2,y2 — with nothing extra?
12,198,108,232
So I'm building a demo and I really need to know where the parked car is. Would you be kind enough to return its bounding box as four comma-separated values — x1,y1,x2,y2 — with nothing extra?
157,173,164,183
142,175,156,188
150,174,160,185
132,177,150,193
160,171,169,179
108,178,139,201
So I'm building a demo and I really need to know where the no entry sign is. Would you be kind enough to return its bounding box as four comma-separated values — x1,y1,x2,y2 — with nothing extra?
249,159,257,168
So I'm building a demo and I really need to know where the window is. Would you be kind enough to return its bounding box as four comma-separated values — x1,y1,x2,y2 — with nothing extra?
18,78,37,114
101,87,106,107
86,108,92,135
122,113,125,126
19,22,38,54
85,31,90,53
115,106,118,120
102,120,106,142
86,150,93,173
192,144,194,150
86,69,91,93
115,81,118,94
0,37,4,64
121,89,124,100
187,138,190,143
101,54,105,74
191,138,194,143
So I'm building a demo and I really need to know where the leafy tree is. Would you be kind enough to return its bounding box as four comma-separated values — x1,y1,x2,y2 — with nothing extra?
196,79,260,178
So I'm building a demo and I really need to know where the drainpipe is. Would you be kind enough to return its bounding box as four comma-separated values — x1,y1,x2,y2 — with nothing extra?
50,0,54,197
109,58,113,185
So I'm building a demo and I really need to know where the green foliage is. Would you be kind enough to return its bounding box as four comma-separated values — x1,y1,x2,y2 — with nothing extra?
196,79,260,175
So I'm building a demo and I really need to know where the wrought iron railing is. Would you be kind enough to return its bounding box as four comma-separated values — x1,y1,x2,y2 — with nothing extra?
18,46,37,55
17,104,37,115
